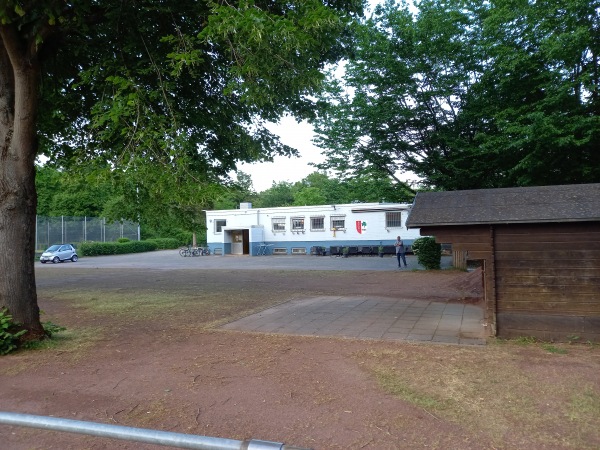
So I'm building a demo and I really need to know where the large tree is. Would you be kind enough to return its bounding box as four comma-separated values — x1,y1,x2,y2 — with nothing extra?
314,0,600,190
0,0,364,338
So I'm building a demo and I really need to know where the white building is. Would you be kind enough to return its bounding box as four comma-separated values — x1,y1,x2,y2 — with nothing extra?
205,202,420,256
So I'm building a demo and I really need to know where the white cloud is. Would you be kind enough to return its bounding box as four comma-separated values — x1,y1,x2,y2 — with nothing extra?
238,116,325,192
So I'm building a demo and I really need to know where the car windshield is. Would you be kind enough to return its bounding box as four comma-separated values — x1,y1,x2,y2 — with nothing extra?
46,245,61,251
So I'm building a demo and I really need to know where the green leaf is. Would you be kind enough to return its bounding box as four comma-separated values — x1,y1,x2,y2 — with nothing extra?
14,4,25,17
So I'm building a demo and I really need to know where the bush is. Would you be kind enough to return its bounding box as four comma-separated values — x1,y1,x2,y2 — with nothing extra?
117,237,131,243
0,308,26,355
412,237,442,270
171,230,195,246
80,240,158,256
146,238,180,249
141,227,193,246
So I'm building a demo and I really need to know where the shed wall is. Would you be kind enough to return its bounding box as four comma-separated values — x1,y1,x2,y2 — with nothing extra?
493,222,600,342
421,222,600,342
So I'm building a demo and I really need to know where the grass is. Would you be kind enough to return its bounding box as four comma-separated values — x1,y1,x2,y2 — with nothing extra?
46,287,284,327
374,367,445,410
356,344,600,449
568,387,600,421
541,343,569,354
21,284,287,369
513,335,538,345
0,326,104,375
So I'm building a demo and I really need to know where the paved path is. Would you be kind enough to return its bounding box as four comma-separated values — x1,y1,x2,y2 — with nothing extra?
223,295,485,346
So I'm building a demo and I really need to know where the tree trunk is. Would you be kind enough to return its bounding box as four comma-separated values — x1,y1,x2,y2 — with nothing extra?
0,27,44,339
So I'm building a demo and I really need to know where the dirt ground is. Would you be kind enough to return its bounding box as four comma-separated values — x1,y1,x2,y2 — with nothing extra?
1,265,599,450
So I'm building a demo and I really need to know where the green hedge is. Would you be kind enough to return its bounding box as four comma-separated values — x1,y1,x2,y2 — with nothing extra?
146,238,180,249
80,240,158,256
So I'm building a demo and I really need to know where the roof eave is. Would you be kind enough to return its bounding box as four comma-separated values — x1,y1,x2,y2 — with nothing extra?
407,217,600,228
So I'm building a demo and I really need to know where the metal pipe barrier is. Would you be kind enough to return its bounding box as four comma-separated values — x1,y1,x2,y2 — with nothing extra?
0,412,310,450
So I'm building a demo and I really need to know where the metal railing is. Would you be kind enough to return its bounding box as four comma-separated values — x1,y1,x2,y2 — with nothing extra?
0,412,310,450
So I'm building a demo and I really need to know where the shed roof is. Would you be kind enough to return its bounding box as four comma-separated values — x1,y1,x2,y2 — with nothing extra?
406,183,600,227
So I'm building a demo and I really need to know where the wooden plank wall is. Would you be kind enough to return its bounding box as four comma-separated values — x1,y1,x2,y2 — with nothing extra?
422,222,600,342
420,225,495,334
494,222,600,342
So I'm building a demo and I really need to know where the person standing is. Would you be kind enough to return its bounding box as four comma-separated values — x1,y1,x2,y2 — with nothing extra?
395,235,407,269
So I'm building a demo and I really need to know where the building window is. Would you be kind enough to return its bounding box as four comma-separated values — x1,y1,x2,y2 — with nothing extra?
310,216,325,231
272,217,286,232
215,219,226,233
291,217,305,231
385,211,402,228
330,215,346,230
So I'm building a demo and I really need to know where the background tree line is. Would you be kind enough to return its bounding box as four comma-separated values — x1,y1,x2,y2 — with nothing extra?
36,165,414,244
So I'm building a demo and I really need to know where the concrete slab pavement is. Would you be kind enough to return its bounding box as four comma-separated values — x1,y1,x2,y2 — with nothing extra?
222,295,486,346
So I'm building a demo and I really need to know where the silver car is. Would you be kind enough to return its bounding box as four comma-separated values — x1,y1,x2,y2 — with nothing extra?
40,244,78,264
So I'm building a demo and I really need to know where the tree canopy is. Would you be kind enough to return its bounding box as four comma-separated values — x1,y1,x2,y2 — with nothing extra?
0,0,365,335
34,0,364,220
313,0,600,190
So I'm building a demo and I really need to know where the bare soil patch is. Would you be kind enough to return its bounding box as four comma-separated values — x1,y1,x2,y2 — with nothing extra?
0,267,598,449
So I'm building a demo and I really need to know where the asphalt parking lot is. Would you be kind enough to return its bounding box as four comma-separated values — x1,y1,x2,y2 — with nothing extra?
37,249,454,271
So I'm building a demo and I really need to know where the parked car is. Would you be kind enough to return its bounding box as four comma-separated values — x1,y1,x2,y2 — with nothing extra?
40,244,78,264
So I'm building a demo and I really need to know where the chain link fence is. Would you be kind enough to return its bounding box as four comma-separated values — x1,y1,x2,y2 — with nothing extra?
36,216,140,251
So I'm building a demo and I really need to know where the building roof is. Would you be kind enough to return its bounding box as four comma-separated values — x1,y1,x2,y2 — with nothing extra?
406,183,600,227
205,202,412,215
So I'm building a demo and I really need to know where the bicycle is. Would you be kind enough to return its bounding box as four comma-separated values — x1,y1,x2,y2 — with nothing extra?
180,244,211,257
193,246,211,256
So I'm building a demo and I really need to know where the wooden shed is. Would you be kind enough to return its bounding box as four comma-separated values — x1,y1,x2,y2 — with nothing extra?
406,184,600,342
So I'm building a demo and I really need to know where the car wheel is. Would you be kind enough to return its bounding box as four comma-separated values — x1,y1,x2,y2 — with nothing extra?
71,255,78,262
41,261,46,264
52,256,60,264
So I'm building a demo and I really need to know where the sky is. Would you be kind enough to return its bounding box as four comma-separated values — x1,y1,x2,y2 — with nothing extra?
238,116,327,193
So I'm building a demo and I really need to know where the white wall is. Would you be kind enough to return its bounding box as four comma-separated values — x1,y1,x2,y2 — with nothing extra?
206,203,420,255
